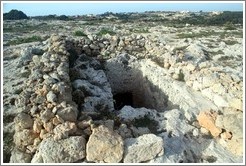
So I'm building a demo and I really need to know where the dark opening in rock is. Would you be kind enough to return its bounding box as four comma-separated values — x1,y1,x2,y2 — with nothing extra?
105,54,170,111
67,49,79,68
113,92,133,110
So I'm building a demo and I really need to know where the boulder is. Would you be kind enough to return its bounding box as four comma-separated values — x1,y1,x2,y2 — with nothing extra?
33,119,42,134
14,129,37,150
118,106,153,121
197,110,222,137
10,148,32,163
31,136,86,163
221,113,243,139
211,83,226,95
201,88,214,100
50,35,61,42
117,123,132,139
56,106,78,122
184,44,207,63
14,112,33,131
130,126,151,137
213,94,229,108
46,91,57,103
57,62,70,81
202,75,218,88
163,109,194,137
227,138,243,156
229,98,243,111
17,47,33,67
124,134,164,163
40,109,55,123
86,125,123,163
43,122,54,133
53,122,77,140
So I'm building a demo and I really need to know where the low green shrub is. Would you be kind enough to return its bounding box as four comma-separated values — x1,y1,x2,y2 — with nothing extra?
74,30,87,36
97,28,116,36
178,70,185,82
218,56,233,61
130,28,149,33
173,46,188,53
209,50,224,56
7,35,43,45
224,22,236,30
224,40,238,45
132,115,159,133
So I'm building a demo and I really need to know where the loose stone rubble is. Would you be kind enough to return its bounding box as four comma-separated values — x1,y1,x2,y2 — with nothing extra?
3,33,243,163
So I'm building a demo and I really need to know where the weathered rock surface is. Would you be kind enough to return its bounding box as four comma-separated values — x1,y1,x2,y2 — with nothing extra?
70,54,114,115
31,136,86,163
10,148,32,163
118,106,156,121
148,108,243,163
106,54,218,121
53,121,77,140
215,110,243,156
14,113,34,131
13,129,37,151
197,110,222,137
124,134,164,163
86,125,124,163
56,106,78,122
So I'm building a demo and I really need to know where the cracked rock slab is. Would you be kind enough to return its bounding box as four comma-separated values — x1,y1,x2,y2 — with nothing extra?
123,134,164,163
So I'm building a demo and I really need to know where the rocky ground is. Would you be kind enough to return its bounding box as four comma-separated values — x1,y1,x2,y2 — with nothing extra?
2,12,244,163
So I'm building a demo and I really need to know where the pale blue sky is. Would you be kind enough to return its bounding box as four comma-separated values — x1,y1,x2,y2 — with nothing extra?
3,2,244,16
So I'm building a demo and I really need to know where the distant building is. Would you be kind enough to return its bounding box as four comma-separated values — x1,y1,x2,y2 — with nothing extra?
87,14,95,17
180,10,190,14
211,11,223,15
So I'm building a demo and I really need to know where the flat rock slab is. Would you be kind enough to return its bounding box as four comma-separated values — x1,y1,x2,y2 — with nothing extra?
124,134,164,163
